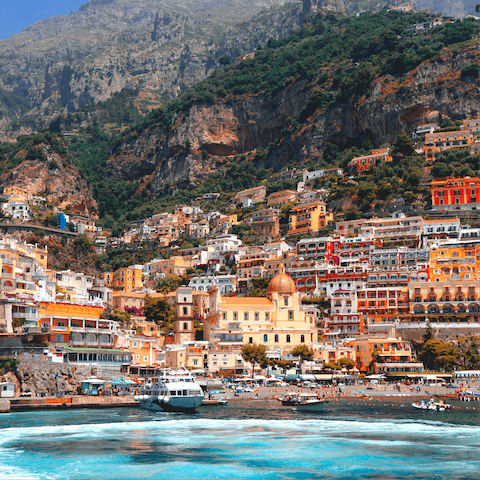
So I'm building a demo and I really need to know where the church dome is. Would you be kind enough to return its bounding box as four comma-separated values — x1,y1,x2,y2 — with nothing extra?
268,264,296,294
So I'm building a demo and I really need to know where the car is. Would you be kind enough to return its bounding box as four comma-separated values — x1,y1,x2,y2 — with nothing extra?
20,389,33,397
243,387,254,392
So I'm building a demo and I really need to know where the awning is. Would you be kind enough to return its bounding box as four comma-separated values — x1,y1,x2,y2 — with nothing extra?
285,374,299,381
314,374,336,381
299,374,316,381
365,374,386,379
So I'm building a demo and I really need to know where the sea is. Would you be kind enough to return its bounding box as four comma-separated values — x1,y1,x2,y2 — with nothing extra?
0,399,479,480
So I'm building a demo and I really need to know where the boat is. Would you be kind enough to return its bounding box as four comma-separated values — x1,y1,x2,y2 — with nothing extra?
279,392,328,412
134,370,204,413
412,399,452,411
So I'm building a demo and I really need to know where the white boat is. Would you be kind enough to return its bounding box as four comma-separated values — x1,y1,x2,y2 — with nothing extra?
134,370,204,413
280,392,328,412
412,399,451,412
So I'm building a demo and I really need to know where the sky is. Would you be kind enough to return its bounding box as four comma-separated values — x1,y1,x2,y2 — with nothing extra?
0,0,86,40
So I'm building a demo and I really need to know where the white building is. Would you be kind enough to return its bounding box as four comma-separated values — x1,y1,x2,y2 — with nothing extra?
189,275,237,295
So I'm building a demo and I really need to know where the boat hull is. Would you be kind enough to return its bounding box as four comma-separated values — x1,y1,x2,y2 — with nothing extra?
140,396,203,413
295,400,328,412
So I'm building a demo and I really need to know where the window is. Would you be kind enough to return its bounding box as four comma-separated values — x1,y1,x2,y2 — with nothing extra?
183,307,188,315
300,335,305,343
263,334,268,342
183,322,188,330
255,312,259,321
275,334,279,343
249,337,253,344
286,335,291,343
284,297,288,306
265,312,270,321
288,310,293,320
244,312,249,321
233,312,238,320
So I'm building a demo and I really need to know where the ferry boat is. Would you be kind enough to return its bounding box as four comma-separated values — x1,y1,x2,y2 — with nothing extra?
134,370,204,413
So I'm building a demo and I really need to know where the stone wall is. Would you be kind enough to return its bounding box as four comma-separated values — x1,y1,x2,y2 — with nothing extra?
0,359,93,396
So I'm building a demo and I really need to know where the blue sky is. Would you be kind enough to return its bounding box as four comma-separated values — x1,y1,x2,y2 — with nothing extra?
0,1,86,40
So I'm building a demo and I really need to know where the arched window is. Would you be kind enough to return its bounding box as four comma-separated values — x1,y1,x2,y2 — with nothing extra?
263,334,268,342
274,334,279,343
183,322,188,330
300,334,305,343
286,334,291,343
183,307,188,315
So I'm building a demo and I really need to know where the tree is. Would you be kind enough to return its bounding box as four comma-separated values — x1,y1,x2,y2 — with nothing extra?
337,357,355,369
156,275,185,295
392,134,415,158
291,345,314,362
144,297,176,335
241,344,268,379
419,339,459,371
291,344,314,374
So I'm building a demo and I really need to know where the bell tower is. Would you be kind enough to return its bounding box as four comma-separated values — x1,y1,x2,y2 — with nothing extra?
174,287,195,344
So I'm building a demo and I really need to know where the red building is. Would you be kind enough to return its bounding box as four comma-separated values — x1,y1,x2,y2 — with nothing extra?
431,177,480,211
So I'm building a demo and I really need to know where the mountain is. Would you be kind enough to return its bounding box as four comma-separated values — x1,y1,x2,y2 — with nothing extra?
0,0,315,141
96,10,480,198
0,0,474,141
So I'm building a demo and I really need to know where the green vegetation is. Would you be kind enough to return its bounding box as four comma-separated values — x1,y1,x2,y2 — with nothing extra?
241,344,269,378
143,297,176,334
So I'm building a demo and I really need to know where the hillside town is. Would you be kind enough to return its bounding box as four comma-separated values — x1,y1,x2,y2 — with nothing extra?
1,120,480,386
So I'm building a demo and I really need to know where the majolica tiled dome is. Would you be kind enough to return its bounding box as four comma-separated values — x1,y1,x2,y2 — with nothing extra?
268,264,296,294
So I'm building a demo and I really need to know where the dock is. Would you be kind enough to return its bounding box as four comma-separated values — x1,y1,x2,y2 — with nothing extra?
0,396,138,413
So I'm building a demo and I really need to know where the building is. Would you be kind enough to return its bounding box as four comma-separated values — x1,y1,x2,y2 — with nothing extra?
189,275,236,295
205,266,318,352
423,218,460,239
110,266,143,292
233,186,266,205
248,208,280,243
423,130,475,160
348,149,392,174
267,189,297,207
347,336,423,374
173,287,196,344
288,201,332,236
431,177,480,211
335,213,423,243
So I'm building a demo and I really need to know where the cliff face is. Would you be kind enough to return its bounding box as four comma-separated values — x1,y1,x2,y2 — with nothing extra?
0,148,99,218
105,41,480,193
0,0,309,141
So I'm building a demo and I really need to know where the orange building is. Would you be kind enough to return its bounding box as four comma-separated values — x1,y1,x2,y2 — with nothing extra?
348,148,392,173
38,302,113,345
423,130,475,160
288,201,333,236
110,266,143,292
431,177,480,211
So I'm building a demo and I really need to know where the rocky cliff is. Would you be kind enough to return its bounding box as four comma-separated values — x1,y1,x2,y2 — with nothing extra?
103,38,480,195
0,138,99,218
0,0,310,141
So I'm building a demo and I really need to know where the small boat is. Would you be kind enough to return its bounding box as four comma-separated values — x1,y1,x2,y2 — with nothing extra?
134,370,204,413
280,392,328,412
412,399,451,411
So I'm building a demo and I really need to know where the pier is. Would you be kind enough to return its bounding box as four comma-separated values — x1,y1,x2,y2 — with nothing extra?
0,395,137,413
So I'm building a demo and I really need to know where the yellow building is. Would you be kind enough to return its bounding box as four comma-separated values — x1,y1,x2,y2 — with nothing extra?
206,266,317,351
111,266,143,292
288,201,333,236
165,345,205,369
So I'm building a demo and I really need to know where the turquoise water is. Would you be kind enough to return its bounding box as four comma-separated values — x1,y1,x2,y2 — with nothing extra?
0,400,479,479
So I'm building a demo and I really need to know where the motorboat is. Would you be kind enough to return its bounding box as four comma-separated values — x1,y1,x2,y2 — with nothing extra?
280,392,328,412
412,399,451,412
134,370,204,413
